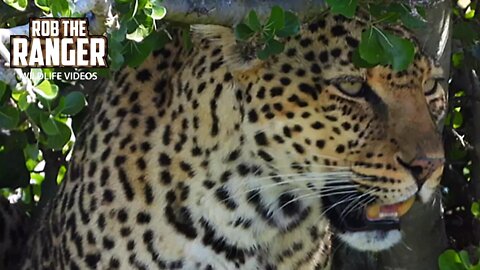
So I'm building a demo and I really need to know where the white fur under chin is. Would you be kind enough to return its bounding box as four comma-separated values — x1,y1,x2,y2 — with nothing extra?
339,230,402,252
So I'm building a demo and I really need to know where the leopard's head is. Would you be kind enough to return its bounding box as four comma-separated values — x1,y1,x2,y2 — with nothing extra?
194,13,445,251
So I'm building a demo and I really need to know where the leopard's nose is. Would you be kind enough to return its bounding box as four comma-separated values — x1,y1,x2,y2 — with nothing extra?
396,155,444,187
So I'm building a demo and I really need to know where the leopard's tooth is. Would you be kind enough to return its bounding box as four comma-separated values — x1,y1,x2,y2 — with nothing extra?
366,196,415,221
366,203,381,220
379,211,398,219
397,196,415,217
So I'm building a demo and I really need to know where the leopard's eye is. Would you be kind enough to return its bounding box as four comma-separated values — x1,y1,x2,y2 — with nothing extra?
335,81,364,96
424,78,439,96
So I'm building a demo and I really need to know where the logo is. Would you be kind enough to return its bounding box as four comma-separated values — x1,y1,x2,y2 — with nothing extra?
10,18,108,68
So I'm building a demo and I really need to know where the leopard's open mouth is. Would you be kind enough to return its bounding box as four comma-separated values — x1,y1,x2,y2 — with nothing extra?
321,186,416,233
365,197,415,222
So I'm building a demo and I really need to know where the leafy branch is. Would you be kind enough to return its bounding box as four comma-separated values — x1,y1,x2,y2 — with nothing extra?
235,6,301,60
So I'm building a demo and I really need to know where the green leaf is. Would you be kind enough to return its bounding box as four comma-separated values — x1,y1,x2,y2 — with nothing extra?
359,28,387,64
0,81,6,100
126,24,153,42
124,31,169,68
34,0,50,12
452,52,464,68
370,3,403,23
266,6,285,30
378,11,401,24
0,105,20,130
458,250,472,268
17,91,30,111
110,24,128,42
56,165,67,184
35,80,59,100
326,0,358,18
52,97,65,115
40,115,61,135
127,0,148,19
60,91,86,115
256,48,270,60
108,40,125,71
266,39,284,55
30,68,44,86
368,4,386,18
235,23,254,40
31,174,44,186
454,91,466,98
25,104,45,126
257,39,284,60
150,0,166,20
44,120,71,150
472,202,480,218
352,49,377,68
276,11,301,38
24,143,39,161
42,68,53,78
385,3,406,14
452,110,463,129
416,6,426,17
3,0,27,11
246,10,262,32
438,250,467,270
464,8,475,19
401,13,427,29
26,158,38,171
90,67,111,79
377,30,415,71
50,0,70,17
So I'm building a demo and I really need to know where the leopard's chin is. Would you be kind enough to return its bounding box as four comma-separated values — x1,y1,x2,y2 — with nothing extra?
321,183,416,251
338,230,402,251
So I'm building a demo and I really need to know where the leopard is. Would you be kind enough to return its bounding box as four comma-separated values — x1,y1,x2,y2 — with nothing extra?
11,13,446,270
0,197,30,269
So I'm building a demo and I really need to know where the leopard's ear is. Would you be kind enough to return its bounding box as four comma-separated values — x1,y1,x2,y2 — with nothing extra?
191,25,263,73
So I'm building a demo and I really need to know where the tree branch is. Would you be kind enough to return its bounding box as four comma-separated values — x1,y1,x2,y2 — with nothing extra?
162,0,327,25
161,0,447,25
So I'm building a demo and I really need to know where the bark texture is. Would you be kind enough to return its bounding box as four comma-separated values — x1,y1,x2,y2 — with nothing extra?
161,0,445,25
162,0,327,25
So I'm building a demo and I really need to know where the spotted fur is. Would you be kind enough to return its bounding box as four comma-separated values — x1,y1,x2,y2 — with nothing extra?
0,198,30,269
14,14,445,270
